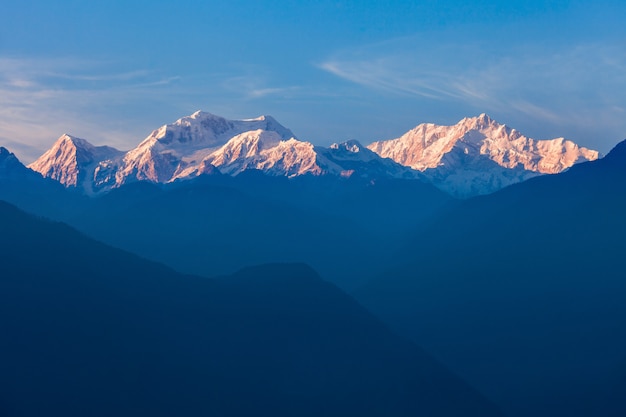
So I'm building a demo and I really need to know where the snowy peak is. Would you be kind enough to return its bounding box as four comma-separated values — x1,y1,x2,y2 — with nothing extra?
45,134,115,154
61,133,99,149
33,112,421,194
147,111,296,150
326,140,382,163
205,136,417,180
368,114,599,173
28,134,123,188
367,115,600,197
317,140,419,179
464,113,496,129
30,111,603,198
181,124,326,178
249,114,296,141
329,139,365,153
206,136,323,177
146,112,233,149
205,130,285,167
116,112,300,186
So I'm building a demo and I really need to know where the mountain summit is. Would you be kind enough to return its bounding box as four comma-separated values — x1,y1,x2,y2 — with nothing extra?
28,134,123,192
29,113,303,193
368,114,599,197
110,111,298,185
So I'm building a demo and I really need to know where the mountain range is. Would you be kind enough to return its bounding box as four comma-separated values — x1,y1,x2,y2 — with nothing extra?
25,111,598,197
1,111,623,416
1,143,451,289
368,113,599,196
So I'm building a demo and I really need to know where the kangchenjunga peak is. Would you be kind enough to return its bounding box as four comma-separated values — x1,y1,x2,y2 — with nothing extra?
367,114,599,197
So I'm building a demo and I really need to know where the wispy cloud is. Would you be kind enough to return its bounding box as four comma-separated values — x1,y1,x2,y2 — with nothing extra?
0,57,332,163
248,87,296,99
0,57,183,162
48,70,152,82
319,37,626,145
320,59,463,101
221,75,302,100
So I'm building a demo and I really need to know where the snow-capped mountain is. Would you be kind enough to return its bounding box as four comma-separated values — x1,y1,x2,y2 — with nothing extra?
315,140,419,179
31,111,415,194
29,111,600,197
28,134,124,192
122,111,413,182
203,134,321,177
199,136,414,179
113,111,297,185
368,114,600,197
28,112,300,193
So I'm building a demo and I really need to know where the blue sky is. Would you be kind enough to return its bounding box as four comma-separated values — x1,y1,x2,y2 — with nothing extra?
2,0,625,162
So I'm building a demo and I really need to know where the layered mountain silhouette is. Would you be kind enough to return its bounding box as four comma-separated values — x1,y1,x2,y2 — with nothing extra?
1,142,452,289
64,173,450,289
0,201,502,417
1,111,619,417
356,139,626,416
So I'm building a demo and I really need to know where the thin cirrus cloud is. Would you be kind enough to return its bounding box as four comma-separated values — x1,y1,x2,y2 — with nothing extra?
220,74,304,100
0,57,311,163
318,37,626,150
0,57,184,163
319,40,626,118
0,57,154,87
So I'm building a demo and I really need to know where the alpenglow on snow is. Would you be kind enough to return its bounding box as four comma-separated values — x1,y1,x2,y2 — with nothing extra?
28,111,599,197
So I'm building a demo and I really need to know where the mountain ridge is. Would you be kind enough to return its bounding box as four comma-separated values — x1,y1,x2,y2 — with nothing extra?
24,111,600,197
27,112,416,194
367,113,599,196
27,133,124,192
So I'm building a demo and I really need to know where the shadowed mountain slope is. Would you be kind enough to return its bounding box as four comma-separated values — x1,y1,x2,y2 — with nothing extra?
0,146,86,220
0,201,502,417
2,143,453,290
356,140,626,416
63,172,452,289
